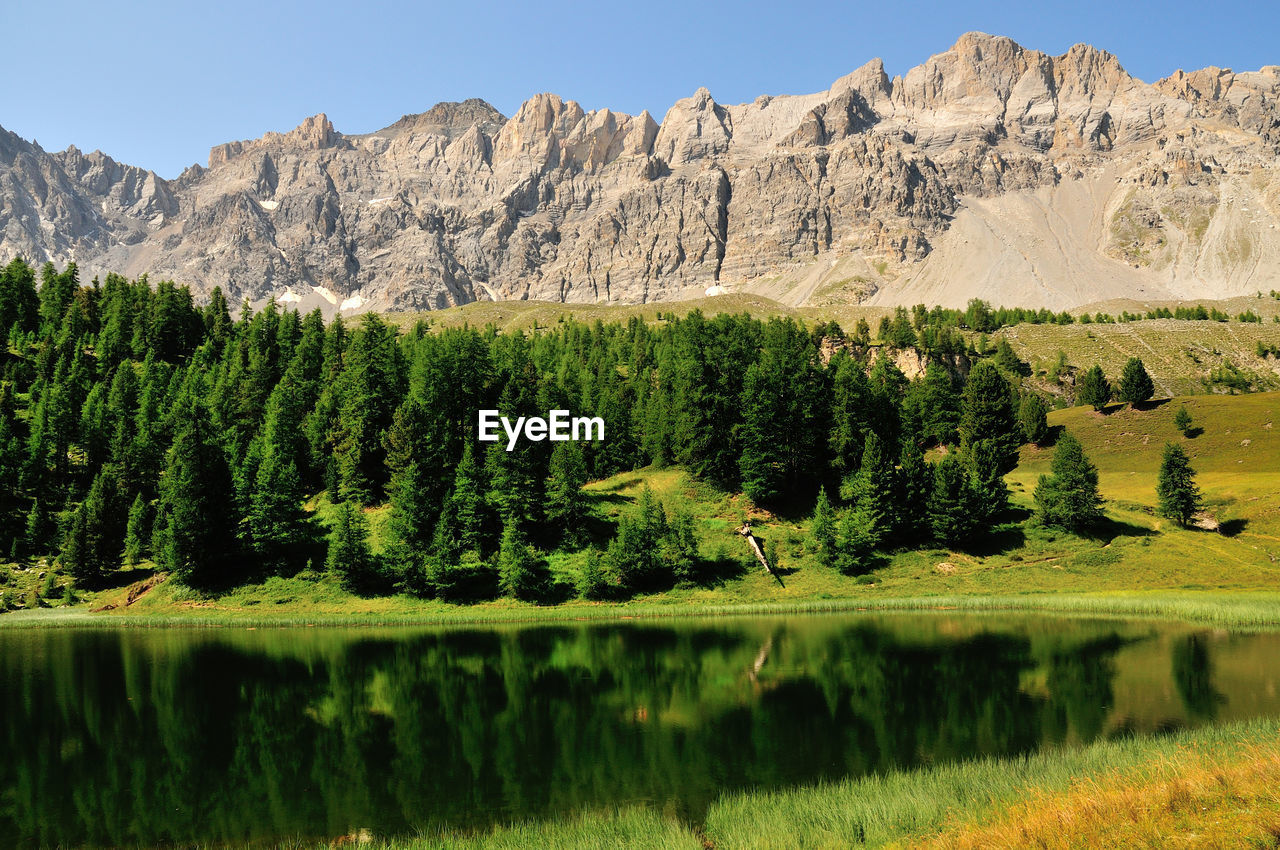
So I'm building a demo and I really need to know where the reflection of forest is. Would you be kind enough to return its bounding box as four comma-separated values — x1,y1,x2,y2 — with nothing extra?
0,617,1275,848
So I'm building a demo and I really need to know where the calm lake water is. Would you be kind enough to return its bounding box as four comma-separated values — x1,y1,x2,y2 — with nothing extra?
2,613,1279,848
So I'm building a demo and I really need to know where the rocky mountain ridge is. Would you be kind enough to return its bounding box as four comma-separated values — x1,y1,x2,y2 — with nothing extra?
2,32,1279,313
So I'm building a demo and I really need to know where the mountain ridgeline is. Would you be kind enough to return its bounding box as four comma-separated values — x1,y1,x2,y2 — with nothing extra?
2,33,1279,315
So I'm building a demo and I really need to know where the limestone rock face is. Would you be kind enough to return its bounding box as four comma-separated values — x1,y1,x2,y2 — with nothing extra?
3,32,1280,313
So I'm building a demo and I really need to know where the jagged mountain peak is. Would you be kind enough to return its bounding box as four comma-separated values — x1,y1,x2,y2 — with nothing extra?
1,35,1279,314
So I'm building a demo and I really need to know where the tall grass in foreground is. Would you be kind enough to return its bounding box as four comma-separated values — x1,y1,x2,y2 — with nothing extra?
911,742,1280,848
702,717,1280,848
6,590,1280,630
256,719,1280,849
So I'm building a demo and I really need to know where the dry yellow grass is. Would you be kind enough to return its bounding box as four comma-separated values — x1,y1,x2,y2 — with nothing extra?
913,743,1280,849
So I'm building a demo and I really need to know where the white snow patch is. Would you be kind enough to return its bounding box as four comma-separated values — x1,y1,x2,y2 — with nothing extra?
312,286,338,305
279,291,302,304
367,197,392,206
259,199,279,211
704,285,729,296
340,295,366,311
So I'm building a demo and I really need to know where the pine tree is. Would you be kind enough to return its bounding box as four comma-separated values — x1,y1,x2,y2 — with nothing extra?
919,363,961,446
25,498,54,555
929,454,982,545
894,441,934,542
1157,443,1202,527
332,313,402,502
810,486,836,568
123,493,150,565
737,319,825,505
497,524,546,601
833,503,878,575
81,468,124,578
577,549,610,600
840,432,893,549
992,338,1029,377
60,503,93,585
603,485,673,593
1174,405,1193,435
450,441,493,555
964,438,1011,523
827,351,872,477
326,500,377,592
154,401,240,587
1117,357,1155,406
546,440,589,548
486,439,545,537
383,397,450,566
1076,365,1111,411
1034,432,1103,531
660,508,700,584
1018,393,1049,445
0,258,39,335
958,360,1019,474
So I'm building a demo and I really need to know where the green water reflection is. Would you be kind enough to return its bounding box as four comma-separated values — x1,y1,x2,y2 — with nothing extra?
2,613,1278,848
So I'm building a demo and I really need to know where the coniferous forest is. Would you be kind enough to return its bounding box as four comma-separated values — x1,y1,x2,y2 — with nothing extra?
0,256,1148,604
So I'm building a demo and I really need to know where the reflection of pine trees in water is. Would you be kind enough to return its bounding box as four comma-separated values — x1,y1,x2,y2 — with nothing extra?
1042,634,1128,743
1173,634,1226,721
0,621,1242,847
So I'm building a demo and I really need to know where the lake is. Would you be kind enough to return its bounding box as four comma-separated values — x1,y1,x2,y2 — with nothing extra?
2,613,1278,847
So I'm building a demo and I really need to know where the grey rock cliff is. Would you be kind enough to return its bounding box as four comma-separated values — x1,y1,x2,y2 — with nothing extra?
3,33,1279,312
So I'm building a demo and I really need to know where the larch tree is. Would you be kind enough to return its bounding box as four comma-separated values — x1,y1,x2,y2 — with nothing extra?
1033,432,1104,531
1157,443,1202,527
1117,357,1155,406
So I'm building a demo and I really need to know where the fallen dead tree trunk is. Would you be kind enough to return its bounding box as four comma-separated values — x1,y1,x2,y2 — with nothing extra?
737,523,784,587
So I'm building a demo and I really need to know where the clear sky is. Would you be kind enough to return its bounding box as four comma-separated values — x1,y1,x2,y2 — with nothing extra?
3,0,1277,178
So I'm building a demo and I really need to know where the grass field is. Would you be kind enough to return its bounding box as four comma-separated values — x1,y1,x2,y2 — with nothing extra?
270,717,1280,849
1000,317,1280,397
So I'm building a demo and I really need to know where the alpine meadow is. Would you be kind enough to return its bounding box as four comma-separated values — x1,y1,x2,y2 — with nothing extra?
5,20,1280,850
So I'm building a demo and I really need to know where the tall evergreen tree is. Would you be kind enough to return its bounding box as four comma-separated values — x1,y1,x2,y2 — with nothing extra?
810,486,836,568
840,432,893,550
60,502,93,584
332,313,402,502
123,493,150,566
1076,365,1111,411
497,524,546,601
1034,432,1103,531
326,500,377,592
958,360,1019,474
0,258,39,336
929,454,982,545
1018,393,1049,445
450,441,493,555
577,548,610,600
153,401,240,587
81,468,124,579
1157,443,1202,527
894,440,934,542
546,441,590,548
1117,357,1156,405
384,397,450,565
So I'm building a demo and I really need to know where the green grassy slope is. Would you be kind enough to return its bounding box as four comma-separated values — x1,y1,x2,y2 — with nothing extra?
1000,319,1280,397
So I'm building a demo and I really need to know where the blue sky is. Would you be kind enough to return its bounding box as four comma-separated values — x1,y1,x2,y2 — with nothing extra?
3,0,1277,178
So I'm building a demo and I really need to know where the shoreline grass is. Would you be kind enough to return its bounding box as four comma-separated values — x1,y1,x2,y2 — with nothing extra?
5,590,1280,630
